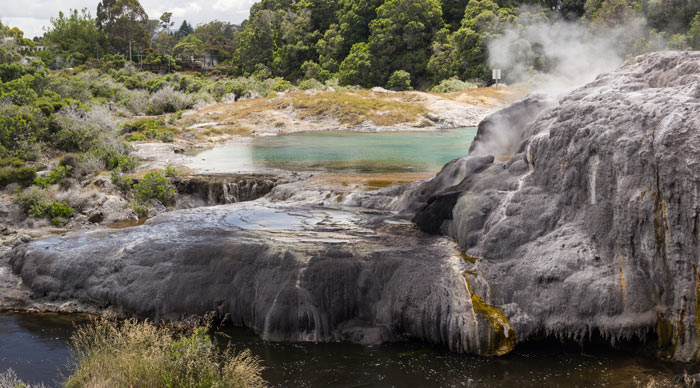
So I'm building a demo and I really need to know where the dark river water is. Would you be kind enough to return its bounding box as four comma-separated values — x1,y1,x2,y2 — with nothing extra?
0,312,691,388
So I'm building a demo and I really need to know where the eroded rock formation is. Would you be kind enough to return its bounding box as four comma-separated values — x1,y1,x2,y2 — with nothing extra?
409,51,700,360
1,202,512,356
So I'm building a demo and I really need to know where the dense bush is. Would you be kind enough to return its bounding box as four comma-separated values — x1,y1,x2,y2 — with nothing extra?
0,166,37,187
431,78,478,93
64,319,267,388
34,165,72,188
149,86,194,114
123,117,175,143
14,186,74,223
111,171,133,193
386,70,413,91
0,104,45,159
52,105,120,153
134,170,176,206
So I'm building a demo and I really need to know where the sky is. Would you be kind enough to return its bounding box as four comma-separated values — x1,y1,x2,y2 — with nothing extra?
1,0,257,38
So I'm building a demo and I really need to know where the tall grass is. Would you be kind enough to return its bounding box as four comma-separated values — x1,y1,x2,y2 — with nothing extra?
0,369,47,388
64,318,267,388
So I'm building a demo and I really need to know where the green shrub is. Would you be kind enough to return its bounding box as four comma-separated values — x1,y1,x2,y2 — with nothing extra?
51,105,120,153
168,110,184,125
0,107,45,159
431,77,478,93
122,118,165,134
28,199,73,220
14,186,73,220
34,165,72,188
64,319,267,388
111,171,133,193
130,200,149,218
14,186,46,213
0,156,24,167
0,166,37,187
165,164,180,177
271,79,293,92
58,154,80,170
134,170,176,206
149,86,194,115
123,118,176,143
386,70,413,91
127,133,148,142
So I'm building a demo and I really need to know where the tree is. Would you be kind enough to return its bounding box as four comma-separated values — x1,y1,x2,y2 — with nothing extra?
560,0,587,19
339,42,373,86
271,10,319,80
96,0,150,57
449,0,511,82
159,12,174,32
232,10,283,75
194,21,238,60
643,0,700,34
442,0,470,27
0,23,21,64
43,9,103,66
315,0,383,71
175,21,194,40
173,34,203,62
295,0,340,32
689,12,700,49
368,0,444,84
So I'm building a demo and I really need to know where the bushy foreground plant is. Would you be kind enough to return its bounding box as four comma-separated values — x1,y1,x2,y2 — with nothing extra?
134,170,176,206
0,166,37,187
123,117,175,143
64,318,267,388
431,78,478,93
0,368,47,388
14,186,73,224
34,165,72,188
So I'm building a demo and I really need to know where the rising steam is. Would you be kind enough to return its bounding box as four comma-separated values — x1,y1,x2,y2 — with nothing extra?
470,12,663,157
488,11,659,95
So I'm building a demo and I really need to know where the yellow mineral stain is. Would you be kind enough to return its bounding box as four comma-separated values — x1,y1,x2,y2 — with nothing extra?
463,275,515,356
618,254,627,302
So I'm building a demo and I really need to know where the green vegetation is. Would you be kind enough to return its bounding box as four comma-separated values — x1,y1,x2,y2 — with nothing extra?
3,0,698,95
2,319,266,388
112,168,178,208
34,165,72,188
14,186,74,224
123,118,175,142
134,170,176,206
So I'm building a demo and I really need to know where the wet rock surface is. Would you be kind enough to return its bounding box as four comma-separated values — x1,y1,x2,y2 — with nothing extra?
408,51,700,360
172,174,283,207
2,200,511,355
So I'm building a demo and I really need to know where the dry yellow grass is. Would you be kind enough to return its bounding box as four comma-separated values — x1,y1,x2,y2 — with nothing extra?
285,91,428,126
179,90,430,129
447,86,528,107
64,318,267,388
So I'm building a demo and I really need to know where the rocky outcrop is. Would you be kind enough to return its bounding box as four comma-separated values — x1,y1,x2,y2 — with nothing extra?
408,51,700,360
468,93,552,156
173,174,282,207
2,201,513,356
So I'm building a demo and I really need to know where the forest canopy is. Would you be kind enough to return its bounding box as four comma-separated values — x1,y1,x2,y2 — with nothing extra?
5,0,700,89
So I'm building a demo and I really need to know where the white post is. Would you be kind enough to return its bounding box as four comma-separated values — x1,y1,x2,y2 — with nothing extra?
492,69,502,87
